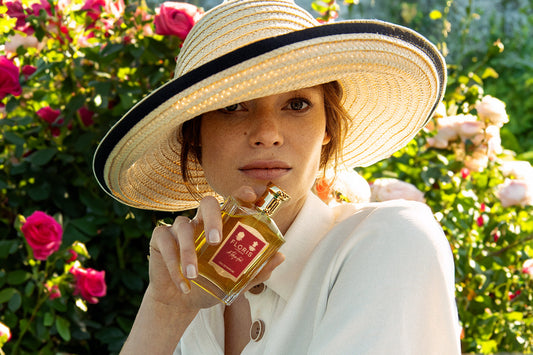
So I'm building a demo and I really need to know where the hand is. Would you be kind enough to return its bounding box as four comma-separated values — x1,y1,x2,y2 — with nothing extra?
146,186,285,310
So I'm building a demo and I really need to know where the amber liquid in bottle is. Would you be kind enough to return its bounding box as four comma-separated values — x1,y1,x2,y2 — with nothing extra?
191,184,289,305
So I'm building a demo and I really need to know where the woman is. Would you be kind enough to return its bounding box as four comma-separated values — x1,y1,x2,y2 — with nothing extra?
93,0,461,353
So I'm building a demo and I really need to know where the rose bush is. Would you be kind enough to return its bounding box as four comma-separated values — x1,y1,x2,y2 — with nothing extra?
1,211,105,354
359,78,533,352
1,0,202,353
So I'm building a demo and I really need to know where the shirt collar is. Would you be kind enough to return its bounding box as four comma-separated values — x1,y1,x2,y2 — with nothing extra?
265,192,335,301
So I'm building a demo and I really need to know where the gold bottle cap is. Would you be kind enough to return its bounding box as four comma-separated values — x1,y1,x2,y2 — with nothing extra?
255,183,290,216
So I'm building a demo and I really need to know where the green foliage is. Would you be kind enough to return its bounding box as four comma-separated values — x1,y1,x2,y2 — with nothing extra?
359,83,533,352
1,0,185,353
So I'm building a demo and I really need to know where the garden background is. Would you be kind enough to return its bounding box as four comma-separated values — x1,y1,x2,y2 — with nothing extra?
1,0,532,353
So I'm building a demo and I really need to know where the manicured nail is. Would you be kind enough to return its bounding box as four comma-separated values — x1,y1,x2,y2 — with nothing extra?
208,229,221,244
186,264,197,279
180,281,190,294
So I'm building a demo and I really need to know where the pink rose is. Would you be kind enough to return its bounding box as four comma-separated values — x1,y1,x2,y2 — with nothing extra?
81,0,124,31
0,56,22,100
154,2,203,40
82,0,106,21
36,106,61,124
496,179,533,208
71,266,107,304
67,249,78,263
45,283,61,300
370,178,425,203
29,0,52,17
522,259,533,276
78,107,95,126
21,64,37,78
0,322,11,343
4,0,30,32
21,211,63,260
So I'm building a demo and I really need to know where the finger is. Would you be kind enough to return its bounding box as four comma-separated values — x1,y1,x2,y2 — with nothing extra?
171,216,198,282
151,225,190,293
198,196,223,245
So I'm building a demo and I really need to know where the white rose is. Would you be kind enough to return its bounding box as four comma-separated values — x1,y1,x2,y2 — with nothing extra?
427,116,459,148
499,160,533,180
4,33,41,54
464,148,489,172
456,114,484,140
496,179,533,207
476,95,509,127
370,178,425,203
485,125,502,158
332,169,371,204
433,101,447,119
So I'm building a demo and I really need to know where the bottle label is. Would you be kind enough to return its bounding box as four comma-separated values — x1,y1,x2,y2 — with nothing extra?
209,221,268,282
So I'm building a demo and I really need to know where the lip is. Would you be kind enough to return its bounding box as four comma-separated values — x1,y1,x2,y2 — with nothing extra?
239,160,291,180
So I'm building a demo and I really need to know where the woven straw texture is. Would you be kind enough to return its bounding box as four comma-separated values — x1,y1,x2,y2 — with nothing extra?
94,0,445,211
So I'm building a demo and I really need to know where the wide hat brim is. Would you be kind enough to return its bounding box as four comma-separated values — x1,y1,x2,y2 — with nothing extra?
93,7,446,212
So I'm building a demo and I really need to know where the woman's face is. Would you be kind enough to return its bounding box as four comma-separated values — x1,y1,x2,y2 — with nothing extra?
200,86,330,226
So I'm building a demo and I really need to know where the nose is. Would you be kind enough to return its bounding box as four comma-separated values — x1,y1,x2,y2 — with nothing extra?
248,111,283,147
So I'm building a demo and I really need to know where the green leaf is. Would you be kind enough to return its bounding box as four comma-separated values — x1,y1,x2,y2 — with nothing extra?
55,316,71,341
0,240,19,258
8,291,22,311
27,148,57,166
69,216,100,236
3,130,25,146
44,312,54,327
27,181,51,201
0,288,17,303
24,280,35,297
7,270,31,285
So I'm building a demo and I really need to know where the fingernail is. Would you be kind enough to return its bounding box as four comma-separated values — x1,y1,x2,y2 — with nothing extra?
208,229,221,244
186,264,197,279
180,281,190,294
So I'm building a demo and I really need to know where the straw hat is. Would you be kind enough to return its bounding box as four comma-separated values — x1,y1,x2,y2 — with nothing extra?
93,0,446,211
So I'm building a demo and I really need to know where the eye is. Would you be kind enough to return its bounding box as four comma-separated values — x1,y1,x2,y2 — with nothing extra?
220,103,244,113
286,98,310,111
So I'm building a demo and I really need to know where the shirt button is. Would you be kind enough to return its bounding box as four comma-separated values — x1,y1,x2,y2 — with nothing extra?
250,319,265,342
249,283,266,295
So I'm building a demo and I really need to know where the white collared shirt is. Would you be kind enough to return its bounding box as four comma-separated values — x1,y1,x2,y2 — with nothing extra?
175,193,461,354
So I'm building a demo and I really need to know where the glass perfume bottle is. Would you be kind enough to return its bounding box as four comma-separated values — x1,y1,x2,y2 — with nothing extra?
191,183,290,305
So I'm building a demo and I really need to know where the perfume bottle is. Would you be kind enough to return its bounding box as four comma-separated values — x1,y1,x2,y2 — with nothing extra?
191,183,290,305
